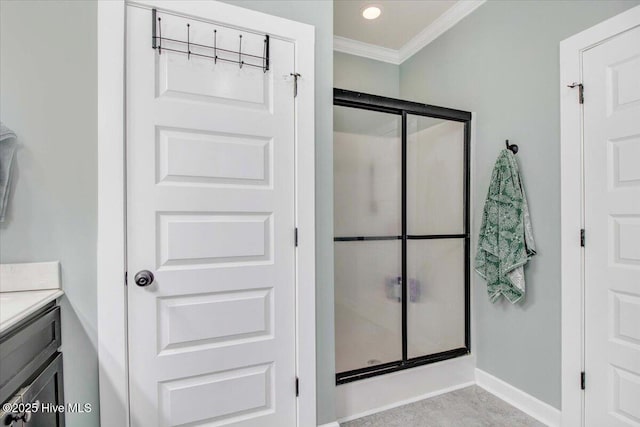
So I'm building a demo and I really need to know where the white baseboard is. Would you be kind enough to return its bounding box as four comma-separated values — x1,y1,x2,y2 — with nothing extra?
328,363,560,427
475,369,561,427
336,355,476,422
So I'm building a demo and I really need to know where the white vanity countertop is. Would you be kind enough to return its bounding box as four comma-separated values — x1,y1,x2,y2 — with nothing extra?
0,289,64,334
0,261,63,334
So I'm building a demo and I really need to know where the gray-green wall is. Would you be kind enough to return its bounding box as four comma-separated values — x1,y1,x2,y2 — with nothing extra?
1,0,334,425
334,51,399,97
221,1,335,424
0,1,99,426
400,0,640,409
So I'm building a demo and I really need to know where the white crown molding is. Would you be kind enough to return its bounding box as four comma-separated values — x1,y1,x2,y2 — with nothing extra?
334,35,401,65
333,0,486,65
399,0,486,62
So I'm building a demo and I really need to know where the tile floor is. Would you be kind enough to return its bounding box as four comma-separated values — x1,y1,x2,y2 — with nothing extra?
340,386,546,427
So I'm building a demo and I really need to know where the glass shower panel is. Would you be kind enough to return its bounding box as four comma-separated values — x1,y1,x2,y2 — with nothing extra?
407,239,466,359
334,240,402,373
334,106,401,237
334,104,402,375
406,115,465,235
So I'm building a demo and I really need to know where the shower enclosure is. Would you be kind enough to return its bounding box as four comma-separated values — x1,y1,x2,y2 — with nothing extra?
333,89,471,384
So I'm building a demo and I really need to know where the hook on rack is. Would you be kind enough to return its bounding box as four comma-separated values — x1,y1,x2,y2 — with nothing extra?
187,24,191,60
264,35,271,73
263,36,268,73
238,35,243,69
505,139,519,154
151,8,162,55
214,29,217,63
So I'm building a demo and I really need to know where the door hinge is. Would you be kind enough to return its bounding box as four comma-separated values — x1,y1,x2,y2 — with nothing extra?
290,72,301,98
580,229,585,247
581,372,585,390
125,271,128,286
295,377,299,397
567,82,584,104
295,228,299,247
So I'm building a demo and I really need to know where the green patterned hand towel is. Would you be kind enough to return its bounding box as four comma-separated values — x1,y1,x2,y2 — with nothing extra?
475,149,536,303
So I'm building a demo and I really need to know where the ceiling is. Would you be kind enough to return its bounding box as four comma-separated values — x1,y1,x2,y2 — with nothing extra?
334,0,458,50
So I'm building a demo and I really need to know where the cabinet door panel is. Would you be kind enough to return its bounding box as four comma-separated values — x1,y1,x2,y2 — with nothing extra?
23,353,65,427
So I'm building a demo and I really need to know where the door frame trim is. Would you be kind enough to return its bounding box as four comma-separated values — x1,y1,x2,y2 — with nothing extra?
97,2,316,426
559,6,640,426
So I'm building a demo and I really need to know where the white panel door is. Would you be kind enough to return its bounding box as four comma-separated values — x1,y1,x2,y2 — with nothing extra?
126,4,296,426
583,25,640,426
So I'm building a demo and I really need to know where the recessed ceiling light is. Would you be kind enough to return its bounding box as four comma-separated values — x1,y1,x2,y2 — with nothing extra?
362,5,382,20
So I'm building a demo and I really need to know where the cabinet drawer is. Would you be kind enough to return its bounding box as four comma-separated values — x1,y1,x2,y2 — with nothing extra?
0,306,61,404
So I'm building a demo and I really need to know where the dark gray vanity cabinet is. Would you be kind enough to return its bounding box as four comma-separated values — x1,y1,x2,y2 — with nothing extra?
0,303,64,426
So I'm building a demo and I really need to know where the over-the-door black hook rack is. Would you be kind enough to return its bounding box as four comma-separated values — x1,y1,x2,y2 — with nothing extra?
505,139,518,154
151,9,270,72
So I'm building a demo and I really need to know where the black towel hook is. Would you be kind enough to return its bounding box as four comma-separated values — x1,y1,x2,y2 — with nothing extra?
505,139,519,154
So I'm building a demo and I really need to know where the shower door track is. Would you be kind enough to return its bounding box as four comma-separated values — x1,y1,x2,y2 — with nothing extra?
334,89,472,385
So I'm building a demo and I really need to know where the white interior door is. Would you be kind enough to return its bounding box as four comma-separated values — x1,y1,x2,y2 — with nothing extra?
583,24,640,426
126,3,296,426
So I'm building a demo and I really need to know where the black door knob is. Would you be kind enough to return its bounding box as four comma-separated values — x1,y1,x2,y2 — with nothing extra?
134,270,155,287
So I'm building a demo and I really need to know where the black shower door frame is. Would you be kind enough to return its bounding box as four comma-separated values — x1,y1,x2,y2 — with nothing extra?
334,89,471,384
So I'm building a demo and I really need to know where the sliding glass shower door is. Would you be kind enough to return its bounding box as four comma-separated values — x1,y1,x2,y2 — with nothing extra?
406,115,467,360
334,106,403,373
334,90,471,383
